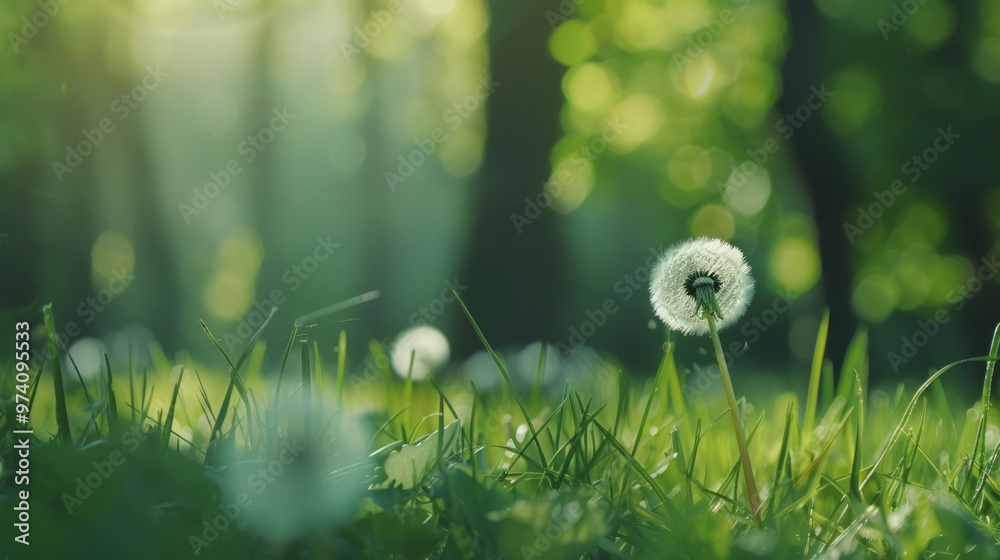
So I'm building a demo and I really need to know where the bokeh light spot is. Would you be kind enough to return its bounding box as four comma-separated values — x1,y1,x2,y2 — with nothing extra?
770,237,821,293
905,0,955,49
564,63,617,112
550,21,597,66
690,204,735,240
852,271,899,322
723,168,771,216
91,231,136,288
825,68,881,134
667,145,714,192
202,271,254,321
610,94,663,152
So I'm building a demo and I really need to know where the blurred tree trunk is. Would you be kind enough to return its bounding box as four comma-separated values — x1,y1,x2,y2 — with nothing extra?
778,0,855,368
121,120,181,349
455,0,570,355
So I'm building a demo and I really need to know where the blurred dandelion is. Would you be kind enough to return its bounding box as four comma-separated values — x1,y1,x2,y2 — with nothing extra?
390,325,450,381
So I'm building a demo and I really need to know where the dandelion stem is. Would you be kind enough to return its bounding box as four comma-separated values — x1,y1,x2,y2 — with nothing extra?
706,312,762,526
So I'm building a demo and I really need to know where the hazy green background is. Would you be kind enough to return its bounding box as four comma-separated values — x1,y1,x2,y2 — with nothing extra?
1,0,998,393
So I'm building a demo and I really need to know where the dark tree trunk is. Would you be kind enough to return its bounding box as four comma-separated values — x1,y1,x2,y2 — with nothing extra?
777,0,856,368
455,0,571,355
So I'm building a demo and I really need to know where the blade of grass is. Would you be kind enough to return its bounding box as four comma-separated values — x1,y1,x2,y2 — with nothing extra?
768,402,795,519
42,304,71,444
293,290,380,327
836,327,868,404
103,354,118,431
139,369,153,425
504,398,568,481
973,438,1000,510
199,320,255,434
593,420,680,520
207,384,235,449
128,341,137,425
803,309,830,443
892,401,925,509
671,426,693,510
236,306,278,372
301,336,311,440
969,323,1000,497
161,367,184,450
336,329,347,407
663,341,686,418
529,343,547,410
632,350,668,456
313,340,324,431
795,406,854,488
268,324,300,447
821,359,835,411
861,355,1000,491
402,350,415,430
61,343,94,408
454,293,549,475
553,399,600,490
850,370,865,502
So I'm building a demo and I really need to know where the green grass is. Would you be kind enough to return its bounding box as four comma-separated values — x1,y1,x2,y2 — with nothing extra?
3,302,1000,559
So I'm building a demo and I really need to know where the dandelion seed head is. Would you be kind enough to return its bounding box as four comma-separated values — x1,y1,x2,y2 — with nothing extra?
649,237,754,335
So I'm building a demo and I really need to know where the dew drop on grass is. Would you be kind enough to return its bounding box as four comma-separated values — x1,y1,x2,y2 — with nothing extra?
968,408,979,423
515,424,528,443
504,439,516,458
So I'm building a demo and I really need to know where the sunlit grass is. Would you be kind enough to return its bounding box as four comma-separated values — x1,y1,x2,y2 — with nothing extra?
3,301,1000,559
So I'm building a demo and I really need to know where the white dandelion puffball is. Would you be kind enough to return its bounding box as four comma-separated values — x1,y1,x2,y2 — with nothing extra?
649,237,754,336
390,325,450,380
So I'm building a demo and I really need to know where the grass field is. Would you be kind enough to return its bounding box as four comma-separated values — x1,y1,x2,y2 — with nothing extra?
3,301,1000,559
